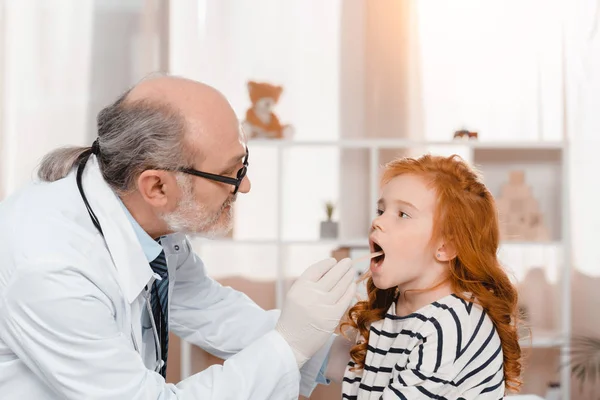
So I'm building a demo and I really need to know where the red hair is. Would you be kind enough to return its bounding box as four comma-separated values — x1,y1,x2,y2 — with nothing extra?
340,154,522,392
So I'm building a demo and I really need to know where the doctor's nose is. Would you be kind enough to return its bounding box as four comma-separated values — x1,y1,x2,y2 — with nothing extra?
238,175,251,194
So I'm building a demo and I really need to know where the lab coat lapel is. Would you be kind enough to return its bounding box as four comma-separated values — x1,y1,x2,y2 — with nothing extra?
80,156,154,303
79,157,154,351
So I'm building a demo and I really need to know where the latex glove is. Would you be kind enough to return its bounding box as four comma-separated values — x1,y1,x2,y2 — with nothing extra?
275,258,357,368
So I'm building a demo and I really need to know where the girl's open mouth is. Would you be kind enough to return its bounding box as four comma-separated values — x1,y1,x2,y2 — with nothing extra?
370,240,385,268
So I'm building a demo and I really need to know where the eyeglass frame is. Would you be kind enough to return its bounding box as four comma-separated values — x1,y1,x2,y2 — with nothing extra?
178,147,249,195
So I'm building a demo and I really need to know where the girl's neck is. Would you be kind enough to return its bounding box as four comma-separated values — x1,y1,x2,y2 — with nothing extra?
395,281,454,317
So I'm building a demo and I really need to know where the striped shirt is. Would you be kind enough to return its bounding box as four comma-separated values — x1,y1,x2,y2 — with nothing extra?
342,293,504,399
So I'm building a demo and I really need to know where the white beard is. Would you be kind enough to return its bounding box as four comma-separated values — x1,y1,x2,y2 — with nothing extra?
161,175,234,238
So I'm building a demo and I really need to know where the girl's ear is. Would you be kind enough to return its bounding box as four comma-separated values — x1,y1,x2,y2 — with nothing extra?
435,242,457,262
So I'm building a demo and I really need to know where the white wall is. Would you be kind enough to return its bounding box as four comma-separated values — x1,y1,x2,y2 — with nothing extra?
416,0,565,142
86,0,154,140
0,0,160,198
564,0,600,278
170,0,342,278
0,0,94,196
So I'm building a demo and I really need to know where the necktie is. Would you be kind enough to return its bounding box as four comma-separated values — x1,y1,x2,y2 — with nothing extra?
150,247,169,378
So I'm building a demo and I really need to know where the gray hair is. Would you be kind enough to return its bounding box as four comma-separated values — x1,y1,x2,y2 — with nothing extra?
38,88,192,194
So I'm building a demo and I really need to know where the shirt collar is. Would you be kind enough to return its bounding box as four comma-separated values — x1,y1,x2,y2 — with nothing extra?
117,199,163,263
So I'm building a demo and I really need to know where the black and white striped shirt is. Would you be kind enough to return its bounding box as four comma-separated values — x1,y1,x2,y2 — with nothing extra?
342,293,504,399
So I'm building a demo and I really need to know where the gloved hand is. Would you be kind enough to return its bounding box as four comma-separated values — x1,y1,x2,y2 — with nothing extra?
275,258,357,368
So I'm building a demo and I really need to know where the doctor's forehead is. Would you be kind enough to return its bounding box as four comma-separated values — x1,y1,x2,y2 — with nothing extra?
175,103,242,168
183,118,245,169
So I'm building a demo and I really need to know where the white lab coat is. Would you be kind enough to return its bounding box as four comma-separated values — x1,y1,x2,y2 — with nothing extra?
0,157,328,399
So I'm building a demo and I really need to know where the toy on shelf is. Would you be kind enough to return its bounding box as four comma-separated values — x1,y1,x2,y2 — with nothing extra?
242,81,294,140
453,129,478,140
496,170,550,241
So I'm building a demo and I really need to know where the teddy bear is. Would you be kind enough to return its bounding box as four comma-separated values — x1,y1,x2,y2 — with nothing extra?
242,81,293,139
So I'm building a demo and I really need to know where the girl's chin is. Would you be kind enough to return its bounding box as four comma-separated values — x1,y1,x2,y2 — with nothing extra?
370,259,395,290
371,275,397,291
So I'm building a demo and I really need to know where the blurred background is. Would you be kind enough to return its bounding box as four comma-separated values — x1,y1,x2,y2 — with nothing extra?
1,0,599,399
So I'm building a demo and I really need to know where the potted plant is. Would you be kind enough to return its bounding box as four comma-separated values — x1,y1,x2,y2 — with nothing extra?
569,335,600,392
320,201,338,239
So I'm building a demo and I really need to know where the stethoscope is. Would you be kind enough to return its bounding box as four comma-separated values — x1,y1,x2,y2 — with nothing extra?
76,141,164,374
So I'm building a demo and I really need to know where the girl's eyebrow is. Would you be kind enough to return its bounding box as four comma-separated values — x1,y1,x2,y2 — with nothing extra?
377,198,419,212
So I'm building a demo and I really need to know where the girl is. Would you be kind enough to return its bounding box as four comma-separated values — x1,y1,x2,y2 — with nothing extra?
339,154,521,399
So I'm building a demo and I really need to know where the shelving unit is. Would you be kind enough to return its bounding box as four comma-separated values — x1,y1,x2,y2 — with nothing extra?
238,139,565,149
186,138,571,399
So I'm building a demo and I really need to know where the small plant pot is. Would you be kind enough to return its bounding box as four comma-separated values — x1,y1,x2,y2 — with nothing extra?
320,220,338,239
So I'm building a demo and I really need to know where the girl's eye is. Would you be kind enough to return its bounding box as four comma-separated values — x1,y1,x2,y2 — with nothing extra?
399,211,410,219
376,209,384,216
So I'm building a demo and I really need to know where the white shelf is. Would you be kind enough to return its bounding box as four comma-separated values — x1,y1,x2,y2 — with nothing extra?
191,238,370,247
247,138,567,150
191,238,279,246
520,330,565,349
500,241,563,247
192,237,562,248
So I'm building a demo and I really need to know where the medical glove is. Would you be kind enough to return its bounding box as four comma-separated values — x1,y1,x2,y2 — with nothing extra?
275,257,356,368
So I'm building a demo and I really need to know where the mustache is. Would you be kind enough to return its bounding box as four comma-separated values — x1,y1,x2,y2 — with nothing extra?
222,196,236,209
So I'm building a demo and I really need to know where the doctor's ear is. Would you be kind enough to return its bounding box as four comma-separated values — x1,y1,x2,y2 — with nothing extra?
136,170,179,209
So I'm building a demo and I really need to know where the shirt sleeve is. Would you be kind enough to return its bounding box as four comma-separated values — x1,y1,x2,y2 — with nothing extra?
0,261,300,400
316,355,331,385
169,239,330,397
169,241,281,358
298,334,335,396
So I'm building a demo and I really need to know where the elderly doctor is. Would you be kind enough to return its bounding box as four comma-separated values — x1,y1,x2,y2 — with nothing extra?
0,76,356,399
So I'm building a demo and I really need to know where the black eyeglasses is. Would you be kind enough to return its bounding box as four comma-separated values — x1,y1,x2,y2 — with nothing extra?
179,148,249,195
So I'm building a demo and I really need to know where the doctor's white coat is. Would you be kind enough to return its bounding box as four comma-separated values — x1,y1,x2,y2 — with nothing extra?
0,157,328,399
